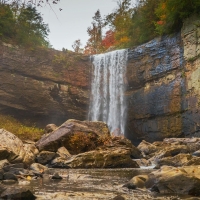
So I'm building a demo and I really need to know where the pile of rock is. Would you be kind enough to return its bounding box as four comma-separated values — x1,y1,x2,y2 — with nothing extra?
123,138,200,197
136,138,200,168
35,119,141,168
0,119,142,198
2,118,200,197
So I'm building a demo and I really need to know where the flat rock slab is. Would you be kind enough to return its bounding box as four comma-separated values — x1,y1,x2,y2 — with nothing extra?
51,146,140,168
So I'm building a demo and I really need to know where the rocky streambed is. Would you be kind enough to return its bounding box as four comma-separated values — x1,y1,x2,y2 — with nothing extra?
1,119,200,199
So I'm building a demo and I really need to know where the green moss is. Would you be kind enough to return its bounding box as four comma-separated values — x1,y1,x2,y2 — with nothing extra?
0,114,44,141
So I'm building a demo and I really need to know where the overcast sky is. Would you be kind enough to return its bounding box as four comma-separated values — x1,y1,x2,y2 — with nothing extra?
38,0,118,51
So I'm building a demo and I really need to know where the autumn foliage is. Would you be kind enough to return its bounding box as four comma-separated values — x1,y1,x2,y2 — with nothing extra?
84,0,200,54
101,30,115,49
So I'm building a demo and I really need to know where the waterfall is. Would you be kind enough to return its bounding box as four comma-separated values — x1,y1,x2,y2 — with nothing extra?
88,49,128,135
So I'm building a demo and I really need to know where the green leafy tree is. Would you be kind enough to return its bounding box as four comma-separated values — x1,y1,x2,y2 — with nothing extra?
0,3,15,39
105,0,133,48
15,5,50,47
155,0,200,35
128,0,161,46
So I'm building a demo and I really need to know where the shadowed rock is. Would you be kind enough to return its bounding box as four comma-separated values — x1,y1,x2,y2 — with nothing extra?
36,151,56,165
0,187,36,200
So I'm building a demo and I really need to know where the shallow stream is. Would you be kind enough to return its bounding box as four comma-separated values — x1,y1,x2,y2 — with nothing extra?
7,168,200,200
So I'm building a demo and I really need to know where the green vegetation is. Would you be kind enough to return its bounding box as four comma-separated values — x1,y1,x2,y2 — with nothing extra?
0,114,44,141
84,0,200,54
0,2,50,48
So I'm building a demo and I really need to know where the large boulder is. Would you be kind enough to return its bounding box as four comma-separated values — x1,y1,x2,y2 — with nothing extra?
0,129,25,163
146,166,200,196
0,129,39,166
51,146,139,168
36,119,110,154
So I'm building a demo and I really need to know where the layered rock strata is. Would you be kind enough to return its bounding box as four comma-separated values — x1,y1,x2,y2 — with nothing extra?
126,15,200,143
0,46,91,126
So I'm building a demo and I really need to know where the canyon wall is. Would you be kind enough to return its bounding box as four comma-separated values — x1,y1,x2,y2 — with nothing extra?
0,46,91,126
126,15,200,144
0,15,200,144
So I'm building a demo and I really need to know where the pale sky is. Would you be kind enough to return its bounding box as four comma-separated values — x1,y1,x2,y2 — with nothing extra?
38,0,118,50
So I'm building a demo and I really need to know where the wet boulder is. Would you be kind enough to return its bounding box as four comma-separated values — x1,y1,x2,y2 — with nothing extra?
36,119,110,154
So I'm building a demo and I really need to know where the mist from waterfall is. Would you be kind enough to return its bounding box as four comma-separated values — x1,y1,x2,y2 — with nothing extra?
88,49,128,135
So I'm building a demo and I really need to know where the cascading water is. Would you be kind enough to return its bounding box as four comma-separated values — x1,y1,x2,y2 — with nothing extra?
88,49,128,135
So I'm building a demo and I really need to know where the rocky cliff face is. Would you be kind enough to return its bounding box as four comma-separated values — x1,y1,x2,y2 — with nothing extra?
126,15,200,144
0,15,200,144
0,45,91,126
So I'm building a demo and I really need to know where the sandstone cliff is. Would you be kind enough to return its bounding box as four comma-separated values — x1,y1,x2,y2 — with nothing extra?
126,15,200,144
0,45,91,126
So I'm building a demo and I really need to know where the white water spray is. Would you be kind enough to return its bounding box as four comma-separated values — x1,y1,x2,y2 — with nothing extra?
88,49,128,135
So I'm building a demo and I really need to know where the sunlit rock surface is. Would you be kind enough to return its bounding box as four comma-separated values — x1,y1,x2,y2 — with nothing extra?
0,129,38,165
